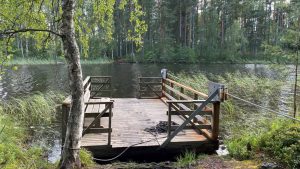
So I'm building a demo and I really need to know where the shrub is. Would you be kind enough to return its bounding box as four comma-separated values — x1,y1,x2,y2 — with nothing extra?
226,119,300,168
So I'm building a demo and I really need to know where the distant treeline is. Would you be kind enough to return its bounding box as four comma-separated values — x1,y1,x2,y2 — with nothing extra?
4,0,300,63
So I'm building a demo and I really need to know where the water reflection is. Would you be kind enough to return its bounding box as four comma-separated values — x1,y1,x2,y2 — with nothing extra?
1,63,284,99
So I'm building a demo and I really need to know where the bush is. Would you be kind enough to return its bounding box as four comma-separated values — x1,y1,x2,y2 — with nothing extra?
259,120,300,168
227,119,300,168
174,46,197,63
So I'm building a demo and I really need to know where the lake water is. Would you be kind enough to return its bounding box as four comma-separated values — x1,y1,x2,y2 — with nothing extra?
0,63,295,163
0,63,283,99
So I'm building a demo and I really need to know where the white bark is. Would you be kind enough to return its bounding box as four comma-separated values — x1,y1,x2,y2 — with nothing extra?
59,0,85,168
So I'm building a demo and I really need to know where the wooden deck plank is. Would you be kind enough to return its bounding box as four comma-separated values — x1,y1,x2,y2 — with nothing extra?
81,98,209,149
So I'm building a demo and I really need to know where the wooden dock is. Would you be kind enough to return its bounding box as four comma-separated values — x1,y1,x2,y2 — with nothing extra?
61,69,227,159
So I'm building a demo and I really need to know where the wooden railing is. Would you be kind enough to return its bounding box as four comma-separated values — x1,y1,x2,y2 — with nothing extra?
138,77,162,99
90,76,112,98
62,76,113,146
136,71,226,147
159,71,226,147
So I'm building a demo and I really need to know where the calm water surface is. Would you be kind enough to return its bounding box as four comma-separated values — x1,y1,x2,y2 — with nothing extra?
0,63,280,99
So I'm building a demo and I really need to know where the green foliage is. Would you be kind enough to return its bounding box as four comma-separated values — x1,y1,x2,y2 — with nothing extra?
80,57,113,64
171,69,297,156
176,68,286,138
259,120,300,168
0,92,65,168
176,151,197,168
143,50,156,63
0,116,54,169
226,119,300,168
0,91,64,125
2,0,299,63
172,69,300,167
79,149,95,167
7,58,62,65
173,46,197,63
226,133,259,160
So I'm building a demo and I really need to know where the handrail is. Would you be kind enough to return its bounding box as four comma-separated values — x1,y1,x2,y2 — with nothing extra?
164,78,208,99
85,101,114,104
138,76,162,99
166,100,217,103
63,76,91,105
83,76,91,89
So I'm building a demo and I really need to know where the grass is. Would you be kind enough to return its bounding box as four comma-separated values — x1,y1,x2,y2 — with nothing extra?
0,92,64,168
0,92,97,168
0,91,64,125
80,148,96,168
7,58,60,65
81,57,113,64
0,115,54,169
176,151,198,168
7,57,113,65
172,70,289,139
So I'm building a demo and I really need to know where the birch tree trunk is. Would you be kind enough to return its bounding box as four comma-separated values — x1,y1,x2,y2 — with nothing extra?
59,0,85,168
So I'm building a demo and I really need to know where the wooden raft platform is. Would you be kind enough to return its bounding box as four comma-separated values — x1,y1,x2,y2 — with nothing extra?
62,70,227,159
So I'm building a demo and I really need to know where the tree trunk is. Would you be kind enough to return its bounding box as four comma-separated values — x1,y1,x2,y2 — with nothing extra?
20,38,24,58
294,51,298,118
59,0,85,168
179,0,182,45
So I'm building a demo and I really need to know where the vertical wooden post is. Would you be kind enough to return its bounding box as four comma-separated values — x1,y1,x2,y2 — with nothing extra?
168,103,172,137
193,93,198,123
170,82,174,97
180,87,184,100
212,102,220,141
161,69,167,97
138,77,141,99
61,97,71,150
108,103,112,146
162,78,165,98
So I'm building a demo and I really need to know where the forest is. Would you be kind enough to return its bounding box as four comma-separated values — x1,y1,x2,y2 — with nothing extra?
0,0,300,169
1,0,299,64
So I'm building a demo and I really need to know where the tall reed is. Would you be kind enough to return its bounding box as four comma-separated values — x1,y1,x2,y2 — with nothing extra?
0,91,64,125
